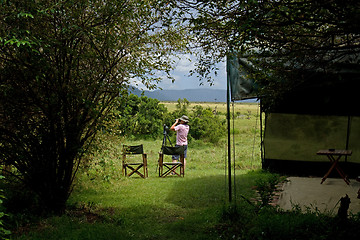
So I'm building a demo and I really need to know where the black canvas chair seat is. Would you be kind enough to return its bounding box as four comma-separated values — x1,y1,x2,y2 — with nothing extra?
123,145,144,154
122,144,148,178
158,146,185,177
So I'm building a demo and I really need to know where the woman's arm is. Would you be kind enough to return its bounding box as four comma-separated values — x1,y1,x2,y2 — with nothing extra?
170,119,179,131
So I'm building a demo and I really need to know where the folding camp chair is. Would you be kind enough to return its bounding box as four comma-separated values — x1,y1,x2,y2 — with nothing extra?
158,146,185,177
122,144,148,178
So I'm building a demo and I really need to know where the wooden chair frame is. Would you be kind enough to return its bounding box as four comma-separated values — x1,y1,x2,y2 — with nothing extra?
122,145,148,178
158,146,185,177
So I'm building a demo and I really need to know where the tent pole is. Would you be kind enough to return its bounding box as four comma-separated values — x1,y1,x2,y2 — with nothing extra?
345,115,351,162
260,99,264,166
227,69,232,203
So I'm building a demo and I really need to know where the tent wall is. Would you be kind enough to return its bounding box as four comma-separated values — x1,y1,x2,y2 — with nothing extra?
261,66,360,177
348,116,360,165
263,114,360,177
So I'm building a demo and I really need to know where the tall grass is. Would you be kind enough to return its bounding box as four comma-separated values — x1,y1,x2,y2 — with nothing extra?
161,101,259,116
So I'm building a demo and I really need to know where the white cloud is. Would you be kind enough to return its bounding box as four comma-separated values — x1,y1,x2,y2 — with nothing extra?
171,54,195,73
131,54,227,91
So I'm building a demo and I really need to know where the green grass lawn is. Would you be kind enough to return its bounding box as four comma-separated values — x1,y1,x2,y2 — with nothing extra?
12,103,265,240
13,170,266,240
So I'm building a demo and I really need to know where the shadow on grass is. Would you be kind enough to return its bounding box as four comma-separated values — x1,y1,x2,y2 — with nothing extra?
14,171,265,240
165,170,262,209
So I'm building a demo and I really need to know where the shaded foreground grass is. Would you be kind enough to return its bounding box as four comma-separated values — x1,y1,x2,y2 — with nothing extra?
13,170,266,240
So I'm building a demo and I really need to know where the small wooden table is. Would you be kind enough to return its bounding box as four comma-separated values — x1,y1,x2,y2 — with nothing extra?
317,149,352,185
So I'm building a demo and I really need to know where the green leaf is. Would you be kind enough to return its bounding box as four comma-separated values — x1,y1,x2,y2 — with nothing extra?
17,12,34,18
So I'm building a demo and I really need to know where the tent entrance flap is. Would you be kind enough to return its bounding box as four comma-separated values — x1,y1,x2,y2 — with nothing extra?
226,53,257,101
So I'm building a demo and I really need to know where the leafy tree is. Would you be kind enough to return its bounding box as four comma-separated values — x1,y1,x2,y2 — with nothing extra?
134,96,168,138
0,0,190,214
190,105,226,143
173,98,190,117
103,94,168,138
106,93,142,137
173,0,360,102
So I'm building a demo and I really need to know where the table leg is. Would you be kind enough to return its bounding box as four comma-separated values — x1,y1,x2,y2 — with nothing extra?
321,155,350,185
334,164,350,185
320,155,340,184
330,155,350,184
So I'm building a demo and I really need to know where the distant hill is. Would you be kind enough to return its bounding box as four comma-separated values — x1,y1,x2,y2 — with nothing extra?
146,89,227,102
129,88,257,102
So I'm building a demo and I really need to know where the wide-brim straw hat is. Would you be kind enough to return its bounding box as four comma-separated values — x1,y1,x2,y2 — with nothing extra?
179,115,189,123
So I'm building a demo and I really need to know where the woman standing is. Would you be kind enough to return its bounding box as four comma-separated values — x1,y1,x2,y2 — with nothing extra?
170,115,189,169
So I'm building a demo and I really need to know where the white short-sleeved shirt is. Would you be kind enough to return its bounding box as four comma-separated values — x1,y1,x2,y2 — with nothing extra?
174,124,189,146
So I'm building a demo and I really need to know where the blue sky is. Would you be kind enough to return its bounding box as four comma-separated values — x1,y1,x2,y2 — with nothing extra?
133,54,227,91
160,55,227,90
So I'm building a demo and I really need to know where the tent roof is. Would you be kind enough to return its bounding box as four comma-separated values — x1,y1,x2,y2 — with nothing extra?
269,67,360,116
227,52,360,115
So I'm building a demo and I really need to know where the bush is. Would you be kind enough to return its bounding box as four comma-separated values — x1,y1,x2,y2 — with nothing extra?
189,106,226,143
0,175,10,239
103,94,168,139
104,96,226,143
254,173,282,207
